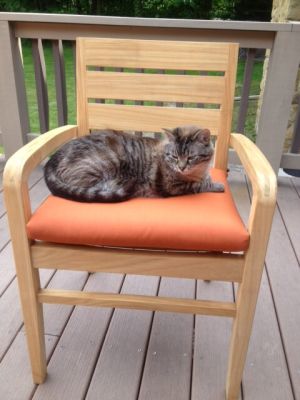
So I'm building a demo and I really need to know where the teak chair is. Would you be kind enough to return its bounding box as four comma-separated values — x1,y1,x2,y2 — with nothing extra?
4,38,276,400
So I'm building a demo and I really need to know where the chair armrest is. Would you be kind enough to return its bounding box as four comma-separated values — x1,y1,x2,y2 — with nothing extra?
3,125,78,223
229,133,277,234
4,125,78,186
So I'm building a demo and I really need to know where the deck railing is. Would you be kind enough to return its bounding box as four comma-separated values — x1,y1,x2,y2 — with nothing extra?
0,12,300,173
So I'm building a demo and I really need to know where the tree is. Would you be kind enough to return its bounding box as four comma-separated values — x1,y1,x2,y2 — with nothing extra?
234,0,272,21
0,0,272,21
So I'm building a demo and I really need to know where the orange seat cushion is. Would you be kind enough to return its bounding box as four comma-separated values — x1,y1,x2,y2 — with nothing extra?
27,169,249,252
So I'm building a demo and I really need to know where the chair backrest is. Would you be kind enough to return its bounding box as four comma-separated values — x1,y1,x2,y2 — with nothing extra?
76,38,238,170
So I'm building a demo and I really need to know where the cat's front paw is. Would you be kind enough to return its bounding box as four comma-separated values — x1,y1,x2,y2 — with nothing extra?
211,182,225,192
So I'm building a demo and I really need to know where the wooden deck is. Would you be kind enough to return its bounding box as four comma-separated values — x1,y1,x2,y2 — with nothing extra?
0,157,300,400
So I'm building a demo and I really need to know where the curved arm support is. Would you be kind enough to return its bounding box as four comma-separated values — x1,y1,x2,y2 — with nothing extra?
3,125,78,224
229,133,277,234
226,133,277,399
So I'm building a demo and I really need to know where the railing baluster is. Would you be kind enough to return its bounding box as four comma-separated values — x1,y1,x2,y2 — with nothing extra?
290,103,300,154
71,40,77,113
72,41,76,86
283,101,300,176
18,37,24,65
236,48,256,133
52,39,68,126
32,38,49,133
0,21,29,157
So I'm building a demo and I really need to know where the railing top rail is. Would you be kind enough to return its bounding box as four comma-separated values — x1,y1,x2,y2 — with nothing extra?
291,21,300,31
0,12,293,32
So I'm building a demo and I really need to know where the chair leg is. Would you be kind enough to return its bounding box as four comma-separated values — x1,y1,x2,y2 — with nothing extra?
15,255,47,384
225,250,265,400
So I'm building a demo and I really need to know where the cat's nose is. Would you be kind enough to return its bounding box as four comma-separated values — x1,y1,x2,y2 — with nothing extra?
178,160,187,171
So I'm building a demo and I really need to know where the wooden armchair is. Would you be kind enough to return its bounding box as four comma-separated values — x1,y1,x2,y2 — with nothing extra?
3,38,276,400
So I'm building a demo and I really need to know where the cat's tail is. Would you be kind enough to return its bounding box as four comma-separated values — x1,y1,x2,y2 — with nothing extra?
44,164,131,203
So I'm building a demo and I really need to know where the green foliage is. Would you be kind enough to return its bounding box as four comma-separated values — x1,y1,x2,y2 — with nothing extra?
235,0,273,21
210,0,236,20
0,0,270,145
0,0,67,13
136,0,212,19
0,0,272,21
22,42,76,132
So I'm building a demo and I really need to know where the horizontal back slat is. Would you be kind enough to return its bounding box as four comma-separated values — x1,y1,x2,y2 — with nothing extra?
86,71,225,104
88,103,221,134
82,38,230,71
77,38,239,165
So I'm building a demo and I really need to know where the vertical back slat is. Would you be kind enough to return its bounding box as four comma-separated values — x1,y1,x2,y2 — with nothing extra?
236,48,256,133
32,39,49,133
52,40,68,126
155,69,164,139
135,67,144,137
76,39,88,136
214,43,239,170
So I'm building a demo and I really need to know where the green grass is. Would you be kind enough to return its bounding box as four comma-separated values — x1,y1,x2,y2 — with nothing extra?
22,42,263,141
233,59,264,141
22,41,76,133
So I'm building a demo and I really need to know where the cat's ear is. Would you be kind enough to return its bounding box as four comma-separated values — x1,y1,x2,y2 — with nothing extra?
197,128,211,145
162,128,176,141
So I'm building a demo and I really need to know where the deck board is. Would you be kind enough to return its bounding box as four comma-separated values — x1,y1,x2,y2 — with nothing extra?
191,161,245,400
0,270,54,361
277,177,300,262
42,270,89,336
138,277,195,400
192,281,235,400
0,243,15,296
291,177,300,197
230,170,295,400
0,157,5,191
0,166,44,217
266,199,300,399
32,273,124,400
86,275,159,400
243,268,294,400
0,332,57,400
0,165,299,400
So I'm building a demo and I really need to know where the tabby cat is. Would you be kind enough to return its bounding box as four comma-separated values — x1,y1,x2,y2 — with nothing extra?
44,125,224,202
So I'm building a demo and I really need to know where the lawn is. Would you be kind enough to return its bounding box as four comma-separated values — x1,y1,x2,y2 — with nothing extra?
22,40,76,133
21,41,264,141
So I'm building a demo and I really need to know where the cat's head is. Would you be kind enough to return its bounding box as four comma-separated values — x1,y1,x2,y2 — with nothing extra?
162,125,214,180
